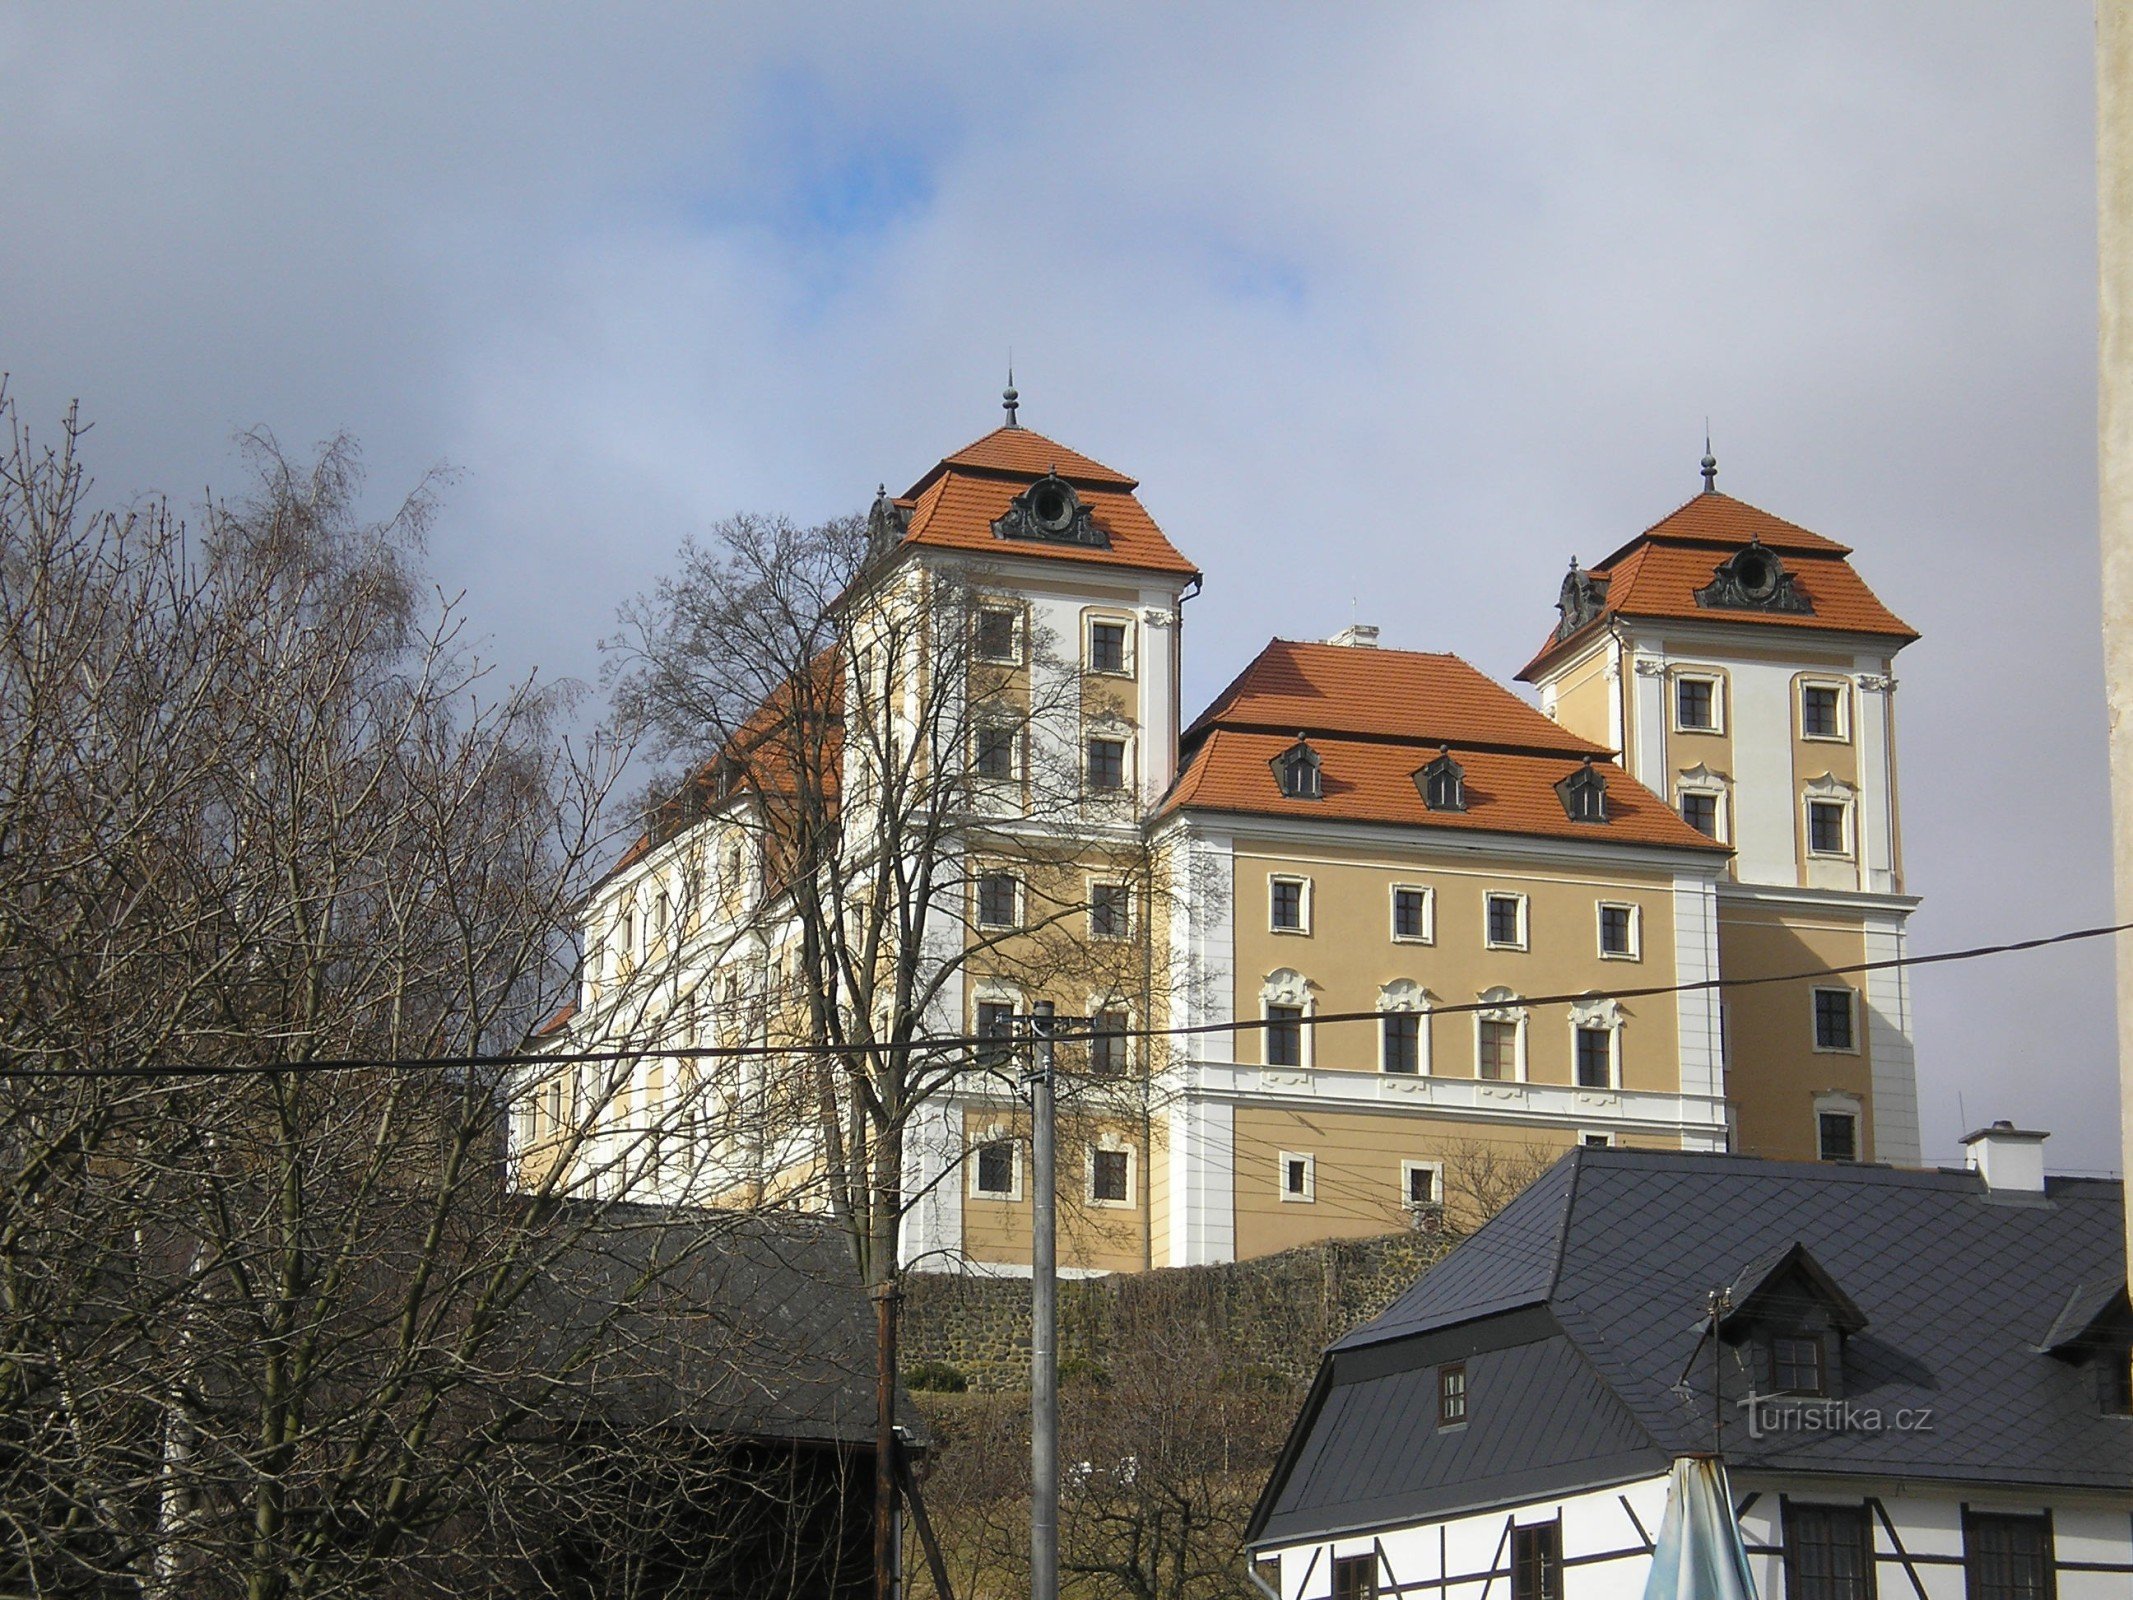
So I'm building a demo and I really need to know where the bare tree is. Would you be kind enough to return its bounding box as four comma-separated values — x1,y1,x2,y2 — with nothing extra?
603,504,1181,1593
0,395,843,1599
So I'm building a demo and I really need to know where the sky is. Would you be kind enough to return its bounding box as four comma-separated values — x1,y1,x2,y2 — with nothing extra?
0,5,2111,1169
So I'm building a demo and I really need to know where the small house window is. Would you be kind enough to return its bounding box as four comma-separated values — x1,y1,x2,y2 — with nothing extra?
1437,1362,1467,1426
1770,1333,1827,1395
1089,1147,1131,1204
1801,683,1847,740
1382,1011,1421,1074
1416,749,1465,812
1086,736,1127,793
1392,885,1432,942
1559,762,1608,823
1807,798,1850,856
1088,619,1129,674
1485,893,1526,950
976,1001,1016,1069
1270,876,1308,933
1512,1522,1562,1600
1812,988,1856,1052
1964,1513,2052,1600
1818,1110,1860,1163
977,872,1020,928
975,723,1017,781
1280,1151,1314,1200
1478,1018,1518,1081
1681,791,1721,837
2100,1350,2133,1417
1403,1161,1441,1208
1089,1009,1130,1077
1331,1553,1377,1600
1676,675,1719,731
1273,740,1322,799
1598,902,1637,958
1575,1025,1614,1089
975,608,1018,662
1090,883,1130,939
1265,1005,1305,1067
1783,1504,1872,1600
974,1139,1016,1197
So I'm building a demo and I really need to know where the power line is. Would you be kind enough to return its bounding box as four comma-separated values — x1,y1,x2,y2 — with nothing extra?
3,916,2126,1082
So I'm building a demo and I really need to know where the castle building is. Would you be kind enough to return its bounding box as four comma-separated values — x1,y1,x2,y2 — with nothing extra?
524,405,1921,1276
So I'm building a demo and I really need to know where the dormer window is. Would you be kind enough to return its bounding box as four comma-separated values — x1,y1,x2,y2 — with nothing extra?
1718,1241,1867,1403
2043,1278,2133,1417
990,470,1109,548
1415,747,1465,812
1694,536,1814,614
1272,738,1322,800
1557,761,1608,824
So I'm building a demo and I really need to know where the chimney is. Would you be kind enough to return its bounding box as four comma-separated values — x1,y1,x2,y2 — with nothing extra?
1960,1121,2050,1196
1326,623,1380,649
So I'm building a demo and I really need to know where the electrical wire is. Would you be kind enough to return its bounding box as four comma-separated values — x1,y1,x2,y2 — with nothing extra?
2,916,2126,1082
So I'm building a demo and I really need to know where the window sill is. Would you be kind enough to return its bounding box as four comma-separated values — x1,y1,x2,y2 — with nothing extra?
1599,949,1641,962
1391,933,1435,946
1269,925,1311,937
1483,942,1528,953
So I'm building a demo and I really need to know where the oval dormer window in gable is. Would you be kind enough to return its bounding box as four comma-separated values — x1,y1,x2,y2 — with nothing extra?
1693,536,1814,615
1272,736,1322,800
990,469,1110,548
1557,759,1608,824
1414,746,1465,812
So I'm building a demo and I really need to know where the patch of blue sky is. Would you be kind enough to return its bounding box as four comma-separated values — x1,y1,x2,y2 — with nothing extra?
1202,240,1309,313
675,66,953,313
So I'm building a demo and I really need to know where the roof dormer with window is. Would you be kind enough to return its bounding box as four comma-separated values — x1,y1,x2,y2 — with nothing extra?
1718,1241,1868,1402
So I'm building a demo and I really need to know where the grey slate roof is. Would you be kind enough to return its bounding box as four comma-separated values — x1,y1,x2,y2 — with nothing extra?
527,1206,906,1448
1252,1148,2133,1545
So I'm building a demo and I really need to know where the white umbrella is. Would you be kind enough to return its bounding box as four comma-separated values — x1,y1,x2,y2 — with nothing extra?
1640,1456,1758,1600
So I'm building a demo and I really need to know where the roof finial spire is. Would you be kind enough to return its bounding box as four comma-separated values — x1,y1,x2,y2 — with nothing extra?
1002,360,1020,428
1701,420,1717,494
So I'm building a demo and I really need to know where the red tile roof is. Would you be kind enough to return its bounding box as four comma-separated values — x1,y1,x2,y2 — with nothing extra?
894,426,1199,579
1518,490,1917,681
1161,729,1725,853
1188,639,1608,756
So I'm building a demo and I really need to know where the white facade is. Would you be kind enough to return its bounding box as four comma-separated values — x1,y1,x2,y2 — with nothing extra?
1257,1472,2133,1600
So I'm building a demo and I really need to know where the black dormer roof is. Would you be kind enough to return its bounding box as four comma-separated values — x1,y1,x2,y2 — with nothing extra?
1719,1241,1870,1339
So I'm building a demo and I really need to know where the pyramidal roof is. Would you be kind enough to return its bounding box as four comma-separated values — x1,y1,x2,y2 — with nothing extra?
1519,487,1917,680
891,423,1197,579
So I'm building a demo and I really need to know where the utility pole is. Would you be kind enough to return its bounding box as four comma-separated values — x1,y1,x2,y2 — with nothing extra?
1027,1000,1059,1600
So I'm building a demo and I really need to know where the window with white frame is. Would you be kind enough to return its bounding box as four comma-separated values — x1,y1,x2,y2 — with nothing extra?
1085,734,1129,794
1378,979,1430,1075
1085,615,1132,676
1279,1150,1315,1202
1799,679,1850,741
1815,1095,1862,1163
1675,764,1729,842
1269,874,1311,934
1596,901,1640,960
974,606,1019,663
971,1130,1020,1199
1401,1159,1444,1210
1812,986,1857,1052
1580,1131,1616,1149
1089,882,1131,939
1391,884,1434,943
1803,776,1855,858
974,721,1019,781
1086,1141,1134,1207
975,995,1019,1070
1569,995,1623,1090
1261,969,1313,1069
976,871,1021,928
1673,671,1724,733
1088,1006,1131,1077
1475,988,1525,1081
1484,891,1528,951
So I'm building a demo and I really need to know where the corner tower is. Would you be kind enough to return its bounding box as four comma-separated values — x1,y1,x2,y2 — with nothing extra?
1519,465,1922,1165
